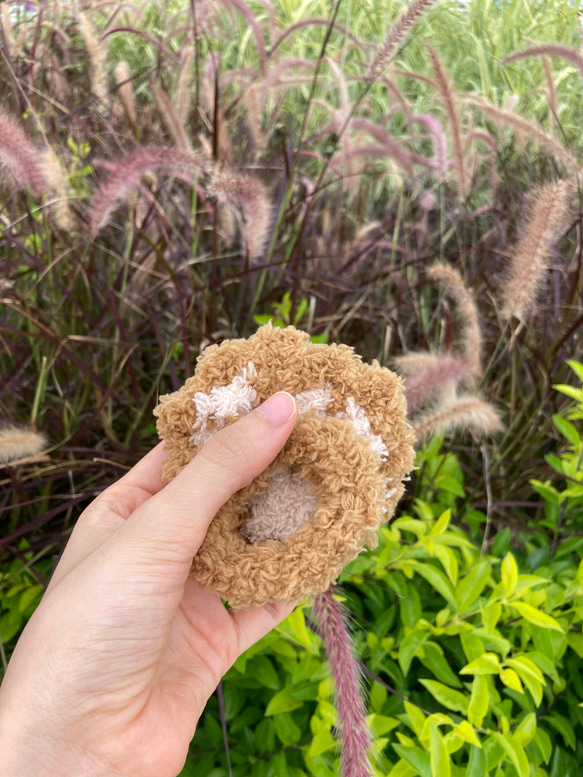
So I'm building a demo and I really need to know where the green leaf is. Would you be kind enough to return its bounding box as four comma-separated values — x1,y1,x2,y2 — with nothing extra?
368,714,400,737
499,668,523,693
430,510,451,537
552,414,580,446
399,629,430,675
465,745,487,777
409,560,456,606
511,603,564,632
514,712,537,745
430,722,451,777
387,760,417,777
456,561,491,612
392,745,431,777
567,359,583,382
274,712,302,746
553,384,583,402
501,552,518,597
18,584,43,613
532,728,553,765
418,680,469,715
492,733,529,777
460,653,500,675
506,657,544,706
467,675,488,728
253,656,281,689
308,728,335,758
418,642,463,688
433,545,459,586
543,713,576,750
265,688,304,716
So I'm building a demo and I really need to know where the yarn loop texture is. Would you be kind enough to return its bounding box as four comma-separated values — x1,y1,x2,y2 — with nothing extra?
154,324,415,609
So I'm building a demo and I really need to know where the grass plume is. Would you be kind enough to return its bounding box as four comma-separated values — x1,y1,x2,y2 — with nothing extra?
501,182,571,321
369,0,438,76
413,396,503,441
312,587,372,777
0,427,47,465
90,146,210,232
114,61,137,127
428,46,466,193
0,112,47,195
77,12,108,110
504,43,583,80
427,263,482,375
209,169,272,262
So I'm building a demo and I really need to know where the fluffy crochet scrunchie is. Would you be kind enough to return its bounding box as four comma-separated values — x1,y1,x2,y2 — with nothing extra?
154,324,415,609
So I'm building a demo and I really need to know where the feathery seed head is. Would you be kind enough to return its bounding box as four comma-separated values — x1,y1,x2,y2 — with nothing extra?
0,427,47,464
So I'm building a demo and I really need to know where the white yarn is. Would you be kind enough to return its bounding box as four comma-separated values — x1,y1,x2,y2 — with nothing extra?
295,384,333,416
190,362,258,445
336,397,389,462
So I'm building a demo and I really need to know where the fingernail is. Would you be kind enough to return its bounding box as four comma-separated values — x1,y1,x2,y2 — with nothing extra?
257,392,296,426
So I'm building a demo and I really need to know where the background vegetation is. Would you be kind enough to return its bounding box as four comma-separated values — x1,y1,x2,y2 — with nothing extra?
1,0,583,775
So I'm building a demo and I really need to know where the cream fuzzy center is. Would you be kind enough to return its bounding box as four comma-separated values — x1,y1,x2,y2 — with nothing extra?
242,467,317,543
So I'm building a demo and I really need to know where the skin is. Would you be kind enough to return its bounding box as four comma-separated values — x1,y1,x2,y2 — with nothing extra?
0,392,298,777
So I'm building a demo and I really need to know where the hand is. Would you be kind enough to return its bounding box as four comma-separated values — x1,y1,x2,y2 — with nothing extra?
0,392,298,777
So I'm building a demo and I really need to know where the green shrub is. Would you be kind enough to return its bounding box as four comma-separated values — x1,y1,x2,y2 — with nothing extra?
183,365,583,777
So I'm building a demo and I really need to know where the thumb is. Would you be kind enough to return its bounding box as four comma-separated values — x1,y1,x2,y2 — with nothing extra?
116,391,298,568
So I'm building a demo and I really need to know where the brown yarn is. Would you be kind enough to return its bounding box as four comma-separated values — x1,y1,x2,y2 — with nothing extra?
154,324,415,608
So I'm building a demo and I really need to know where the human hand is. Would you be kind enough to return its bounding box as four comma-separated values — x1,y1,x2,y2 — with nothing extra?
0,392,298,777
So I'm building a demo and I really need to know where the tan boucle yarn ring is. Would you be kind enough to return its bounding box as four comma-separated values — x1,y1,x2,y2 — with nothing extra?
154,324,415,609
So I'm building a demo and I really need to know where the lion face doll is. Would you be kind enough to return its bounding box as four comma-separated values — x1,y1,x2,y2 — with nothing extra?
154,324,415,609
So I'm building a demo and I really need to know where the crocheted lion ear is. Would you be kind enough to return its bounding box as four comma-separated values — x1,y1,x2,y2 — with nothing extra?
154,324,415,609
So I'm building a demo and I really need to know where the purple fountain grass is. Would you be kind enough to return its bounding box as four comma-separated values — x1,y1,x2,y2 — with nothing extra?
427,47,466,194
0,111,48,196
312,587,372,777
412,114,449,177
369,0,438,77
89,146,211,232
464,95,578,169
114,61,137,127
209,168,272,262
213,0,266,67
152,83,193,151
42,147,74,231
427,263,482,376
501,181,571,322
77,12,108,110
0,426,47,465
399,355,474,413
504,43,583,80
413,395,503,441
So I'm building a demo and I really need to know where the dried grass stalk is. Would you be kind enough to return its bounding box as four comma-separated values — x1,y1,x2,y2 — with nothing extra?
501,181,571,321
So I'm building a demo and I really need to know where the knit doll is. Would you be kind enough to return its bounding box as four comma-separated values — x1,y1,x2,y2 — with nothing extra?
154,323,416,609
